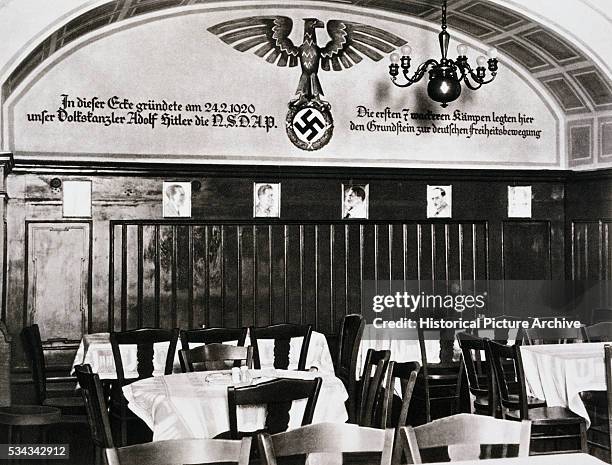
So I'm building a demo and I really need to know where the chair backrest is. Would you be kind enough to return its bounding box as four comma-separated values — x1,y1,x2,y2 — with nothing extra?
605,344,612,465
336,314,365,423
257,422,394,465
400,413,531,463
381,361,420,429
74,364,114,449
456,333,492,400
523,326,584,345
382,361,420,465
582,322,612,342
110,328,179,385
336,314,365,380
486,339,530,418
179,344,253,372
227,377,322,439
21,324,47,403
249,324,312,371
359,349,390,427
179,327,248,350
104,437,251,465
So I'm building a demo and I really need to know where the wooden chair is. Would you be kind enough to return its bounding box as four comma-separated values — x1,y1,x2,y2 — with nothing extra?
0,324,62,459
358,349,390,427
580,344,612,462
249,324,312,371
227,377,322,439
486,339,587,454
399,413,531,463
179,327,248,350
335,314,365,423
381,361,419,464
109,327,179,446
179,344,253,372
74,364,113,465
415,328,462,423
21,324,86,421
257,422,394,465
456,332,495,416
104,437,251,465
523,326,584,345
582,322,612,342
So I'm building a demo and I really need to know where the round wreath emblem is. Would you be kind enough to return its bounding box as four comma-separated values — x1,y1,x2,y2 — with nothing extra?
285,101,334,151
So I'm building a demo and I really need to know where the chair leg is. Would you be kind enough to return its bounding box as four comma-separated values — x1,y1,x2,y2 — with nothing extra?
580,421,588,453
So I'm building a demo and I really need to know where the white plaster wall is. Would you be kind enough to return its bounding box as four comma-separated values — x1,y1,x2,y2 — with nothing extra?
5,7,559,168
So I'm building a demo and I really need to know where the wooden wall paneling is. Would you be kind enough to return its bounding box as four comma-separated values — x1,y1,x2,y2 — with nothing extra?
270,225,286,326
158,225,174,329
125,225,139,330
191,225,208,328
304,225,314,323
285,225,302,325
238,225,253,328
175,225,192,330
315,225,332,334
331,224,346,328
253,225,269,327
109,223,121,331
346,224,362,316
502,221,552,316
141,225,157,328
207,225,223,328
222,225,239,328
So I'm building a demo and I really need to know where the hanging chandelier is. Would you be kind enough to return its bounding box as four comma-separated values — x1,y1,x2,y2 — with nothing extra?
388,0,498,107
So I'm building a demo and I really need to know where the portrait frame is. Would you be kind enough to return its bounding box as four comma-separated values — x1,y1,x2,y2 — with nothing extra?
253,182,281,218
508,185,532,218
427,185,452,218
162,181,191,218
62,180,92,218
342,183,369,219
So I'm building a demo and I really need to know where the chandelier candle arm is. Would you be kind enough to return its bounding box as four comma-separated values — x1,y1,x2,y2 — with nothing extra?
388,0,499,107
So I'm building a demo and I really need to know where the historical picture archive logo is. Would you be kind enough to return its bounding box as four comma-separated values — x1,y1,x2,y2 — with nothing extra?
208,16,406,150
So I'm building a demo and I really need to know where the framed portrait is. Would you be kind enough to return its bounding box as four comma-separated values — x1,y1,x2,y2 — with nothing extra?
253,182,281,218
62,180,92,218
427,185,452,218
163,181,191,217
342,184,369,219
508,186,532,218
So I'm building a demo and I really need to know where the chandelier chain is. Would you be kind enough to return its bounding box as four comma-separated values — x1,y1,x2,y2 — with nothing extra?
441,0,447,31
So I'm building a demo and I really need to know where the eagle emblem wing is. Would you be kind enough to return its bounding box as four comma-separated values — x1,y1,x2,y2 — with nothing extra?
207,16,300,67
320,20,407,71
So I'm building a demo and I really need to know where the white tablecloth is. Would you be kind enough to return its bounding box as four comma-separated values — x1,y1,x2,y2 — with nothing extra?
122,369,348,440
520,342,607,427
71,330,335,379
425,453,605,465
357,324,461,376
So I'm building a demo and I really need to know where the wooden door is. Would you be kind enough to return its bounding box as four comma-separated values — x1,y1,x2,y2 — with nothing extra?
26,222,90,342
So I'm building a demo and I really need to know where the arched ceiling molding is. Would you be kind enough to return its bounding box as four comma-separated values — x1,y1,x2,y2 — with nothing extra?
1,1,567,166
1,1,564,125
1,0,610,119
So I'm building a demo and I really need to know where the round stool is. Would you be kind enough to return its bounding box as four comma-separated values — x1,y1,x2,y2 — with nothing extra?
0,405,61,464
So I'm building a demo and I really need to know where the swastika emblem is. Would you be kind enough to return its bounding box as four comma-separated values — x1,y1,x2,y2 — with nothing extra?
286,101,334,151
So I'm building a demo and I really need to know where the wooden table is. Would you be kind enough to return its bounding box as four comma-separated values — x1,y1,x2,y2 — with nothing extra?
426,453,606,464
122,369,348,441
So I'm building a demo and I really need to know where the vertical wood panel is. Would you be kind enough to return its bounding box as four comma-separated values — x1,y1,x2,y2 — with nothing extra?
109,220,489,333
